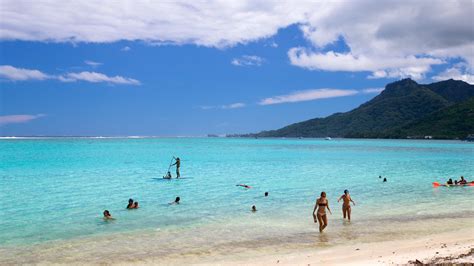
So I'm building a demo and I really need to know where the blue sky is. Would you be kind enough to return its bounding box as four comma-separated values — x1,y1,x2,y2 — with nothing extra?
0,1,473,136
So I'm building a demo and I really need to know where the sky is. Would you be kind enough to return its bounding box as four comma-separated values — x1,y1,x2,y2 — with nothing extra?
0,0,473,136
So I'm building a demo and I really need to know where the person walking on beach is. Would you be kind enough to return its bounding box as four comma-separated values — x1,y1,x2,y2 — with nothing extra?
172,157,181,178
313,192,331,232
338,190,355,221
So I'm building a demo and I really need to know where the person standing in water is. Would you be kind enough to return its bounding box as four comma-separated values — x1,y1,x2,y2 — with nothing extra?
338,190,355,221
172,157,181,178
313,192,331,232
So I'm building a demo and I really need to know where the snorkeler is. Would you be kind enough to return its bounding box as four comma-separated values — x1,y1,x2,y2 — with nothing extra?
313,192,332,232
251,205,257,212
170,197,180,205
337,190,355,221
126,198,134,209
236,184,252,189
103,210,114,220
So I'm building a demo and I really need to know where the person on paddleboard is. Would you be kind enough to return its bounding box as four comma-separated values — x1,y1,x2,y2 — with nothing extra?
172,157,181,178
163,171,172,179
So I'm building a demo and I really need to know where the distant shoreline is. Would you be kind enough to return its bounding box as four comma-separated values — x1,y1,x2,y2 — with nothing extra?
1,135,472,141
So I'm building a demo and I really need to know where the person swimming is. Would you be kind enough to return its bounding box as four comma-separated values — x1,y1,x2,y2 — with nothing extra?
338,190,355,221
103,210,114,220
383,178,387,182
126,198,134,209
132,202,139,209
163,171,172,179
447,178,454,185
313,192,332,232
170,197,180,205
264,192,269,197
379,175,382,179
236,184,252,189
251,205,257,212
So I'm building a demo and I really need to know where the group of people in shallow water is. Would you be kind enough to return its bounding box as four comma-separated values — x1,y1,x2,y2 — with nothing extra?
104,157,356,233
312,190,356,232
103,197,181,220
103,184,354,233
446,176,469,185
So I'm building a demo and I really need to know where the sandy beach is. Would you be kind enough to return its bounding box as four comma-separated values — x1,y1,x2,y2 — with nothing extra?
250,230,474,265
128,229,473,265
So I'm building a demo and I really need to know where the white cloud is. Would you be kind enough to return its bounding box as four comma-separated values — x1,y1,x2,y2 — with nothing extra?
362,88,384,94
200,102,246,110
266,41,278,48
291,0,473,79
199,106,215,110
0,1,307,47
84,60,103,67
259,87,384,105
0,65,140,85
221,102,246,109
259,88,359,105
288,48,444,80
0,114,45,126
0,1,472,79
231,55,264,67
432,65,474,84
0,65,50,81
59,71,141,85
121,46,131,52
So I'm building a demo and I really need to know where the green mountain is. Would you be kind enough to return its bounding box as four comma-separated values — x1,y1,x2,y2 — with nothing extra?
248,79,474,139
393,97,474,139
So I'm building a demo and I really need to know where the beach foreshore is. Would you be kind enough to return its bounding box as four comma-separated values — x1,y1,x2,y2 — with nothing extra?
130,229,473,265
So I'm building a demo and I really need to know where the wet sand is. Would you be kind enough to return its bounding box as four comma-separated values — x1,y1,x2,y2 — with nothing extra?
132,229,473,265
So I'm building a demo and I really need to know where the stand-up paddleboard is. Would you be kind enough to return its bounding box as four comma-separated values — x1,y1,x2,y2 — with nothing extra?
432,181,474,187
151,177,192,181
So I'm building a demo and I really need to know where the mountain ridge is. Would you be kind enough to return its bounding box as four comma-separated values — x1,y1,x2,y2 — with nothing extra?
239,79,474,139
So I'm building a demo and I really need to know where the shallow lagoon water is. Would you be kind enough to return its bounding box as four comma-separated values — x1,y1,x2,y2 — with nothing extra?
0,138,473,263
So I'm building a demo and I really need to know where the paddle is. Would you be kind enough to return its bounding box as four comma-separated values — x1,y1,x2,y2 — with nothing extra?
164,156,175,177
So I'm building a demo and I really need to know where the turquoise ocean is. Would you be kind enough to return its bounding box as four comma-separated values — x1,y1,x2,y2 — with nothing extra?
1,138,473,263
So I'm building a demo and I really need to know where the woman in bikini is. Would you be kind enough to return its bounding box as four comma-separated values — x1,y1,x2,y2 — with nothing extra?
338,189,355,221
313,191,331,232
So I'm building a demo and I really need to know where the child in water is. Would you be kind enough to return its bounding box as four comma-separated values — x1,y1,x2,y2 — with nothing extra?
164,171,172,179
103,210,114,220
